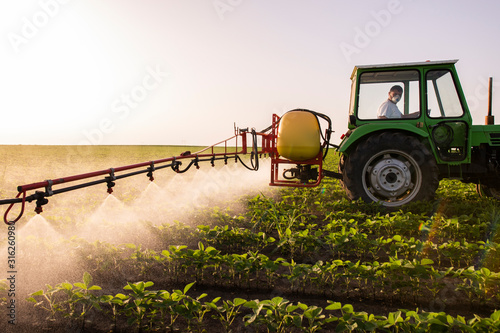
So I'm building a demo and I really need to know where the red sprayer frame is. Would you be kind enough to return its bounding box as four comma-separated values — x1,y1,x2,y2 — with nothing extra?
1,112,338,225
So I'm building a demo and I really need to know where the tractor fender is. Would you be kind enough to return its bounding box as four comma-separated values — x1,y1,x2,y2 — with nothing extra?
338,122,430,155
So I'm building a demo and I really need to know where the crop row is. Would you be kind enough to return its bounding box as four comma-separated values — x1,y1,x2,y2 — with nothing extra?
250,189,498,243
28,272,500,333
66,238,500,309
196,223,500,269
162,243,500,306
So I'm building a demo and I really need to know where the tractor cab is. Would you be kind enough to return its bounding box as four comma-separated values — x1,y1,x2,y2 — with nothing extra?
343,60,472,164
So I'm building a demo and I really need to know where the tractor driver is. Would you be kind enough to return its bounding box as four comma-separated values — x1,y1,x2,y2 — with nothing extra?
377,85,404,119
377,85,419,119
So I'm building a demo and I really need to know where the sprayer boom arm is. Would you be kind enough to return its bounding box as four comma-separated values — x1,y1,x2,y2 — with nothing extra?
1,128,273,225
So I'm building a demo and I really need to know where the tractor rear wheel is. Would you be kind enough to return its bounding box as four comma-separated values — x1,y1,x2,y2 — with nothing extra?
341,132,439,208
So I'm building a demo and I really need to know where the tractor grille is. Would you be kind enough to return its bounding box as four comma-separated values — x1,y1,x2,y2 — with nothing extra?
490,133,500,145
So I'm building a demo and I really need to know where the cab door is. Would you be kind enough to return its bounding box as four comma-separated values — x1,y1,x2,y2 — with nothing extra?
425,69,470,162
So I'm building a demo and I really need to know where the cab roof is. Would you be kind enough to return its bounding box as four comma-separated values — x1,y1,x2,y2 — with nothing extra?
351,59,458,80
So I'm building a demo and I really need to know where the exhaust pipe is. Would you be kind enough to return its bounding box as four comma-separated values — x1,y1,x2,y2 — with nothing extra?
486,77,494,125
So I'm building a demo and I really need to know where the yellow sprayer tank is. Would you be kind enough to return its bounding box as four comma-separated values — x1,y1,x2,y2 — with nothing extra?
277,110,321,161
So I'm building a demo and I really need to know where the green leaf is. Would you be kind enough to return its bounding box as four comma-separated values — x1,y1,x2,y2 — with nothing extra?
297,302,308,311
83,272,92,287
74,282,86,290
60,282,73,290
30,290,44,296
428,318,447,326
325,302,342,311
244,300,258,309
421,258,434,265
88,285,102,291
342,304,354,314
233,298,247,306
184,282,195,294
114,293,128,299
271,296,284,305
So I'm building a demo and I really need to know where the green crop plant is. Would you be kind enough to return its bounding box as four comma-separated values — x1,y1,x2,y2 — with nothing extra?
125,243,161,279
28,284,66,320
67,238,130,280
27,272,102,330
177,292,219,332
101,293,128,332
262,256,285,289
121,281,157,331
61,272,103,330
229,251,263,288
149,287,192,332
209,297,247,333
325,226,361,259
468,309,500,332
283,260,314,294
153,220,196,247
455,266,500,306
300,304,332,333
324,302,376,332
184,242,221,281
243,297,303,332
197,224,276,253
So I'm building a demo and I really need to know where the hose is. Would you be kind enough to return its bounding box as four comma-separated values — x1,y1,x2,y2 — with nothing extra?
236,128,259,171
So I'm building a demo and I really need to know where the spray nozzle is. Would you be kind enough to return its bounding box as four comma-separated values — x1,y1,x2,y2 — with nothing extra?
106,168,116,194
147,162,155,181
194,156,200,169
34,191,49,214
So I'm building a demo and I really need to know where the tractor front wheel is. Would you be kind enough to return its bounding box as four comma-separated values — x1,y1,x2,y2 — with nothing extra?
341,132,439,208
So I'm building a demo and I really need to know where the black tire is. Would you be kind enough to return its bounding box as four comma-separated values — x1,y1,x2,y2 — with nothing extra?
476,184,500,200
340,132,439,208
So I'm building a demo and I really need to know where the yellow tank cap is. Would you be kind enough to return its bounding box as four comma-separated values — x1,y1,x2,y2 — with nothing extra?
277,110,321,161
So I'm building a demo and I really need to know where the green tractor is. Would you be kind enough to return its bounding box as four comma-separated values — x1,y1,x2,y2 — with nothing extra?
336,59,500,207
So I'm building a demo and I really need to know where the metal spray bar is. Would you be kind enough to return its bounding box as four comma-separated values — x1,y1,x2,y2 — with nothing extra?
1,128,274,225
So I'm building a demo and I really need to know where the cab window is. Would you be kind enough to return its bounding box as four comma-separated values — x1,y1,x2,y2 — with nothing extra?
357,70,420,120
426,70,464,118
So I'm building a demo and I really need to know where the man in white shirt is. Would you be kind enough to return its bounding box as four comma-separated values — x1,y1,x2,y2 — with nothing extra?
377,85,419,119
377,85,404,118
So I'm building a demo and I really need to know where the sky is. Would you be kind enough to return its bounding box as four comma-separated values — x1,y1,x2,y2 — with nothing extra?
1,0,500,146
